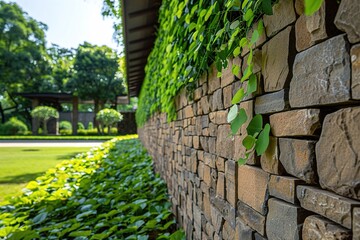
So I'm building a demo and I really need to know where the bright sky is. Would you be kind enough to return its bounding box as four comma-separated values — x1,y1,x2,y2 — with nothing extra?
8,0,119,50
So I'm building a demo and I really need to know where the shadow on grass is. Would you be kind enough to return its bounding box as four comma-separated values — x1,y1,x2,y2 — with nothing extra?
22,149,40,152
56,151,84,160
0,172,44,184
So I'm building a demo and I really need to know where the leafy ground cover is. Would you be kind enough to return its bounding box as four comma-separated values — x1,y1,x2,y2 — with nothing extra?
0,147,94,202
0,135,125,140
0,137,184,239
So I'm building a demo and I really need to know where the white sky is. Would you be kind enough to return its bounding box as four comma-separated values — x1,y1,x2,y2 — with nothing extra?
7,0,120,50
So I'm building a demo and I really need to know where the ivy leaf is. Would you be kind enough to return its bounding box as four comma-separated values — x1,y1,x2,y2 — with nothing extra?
227,104,238,123
69,230,92,237
241,64,253,82
240,37,248,48
32,212,47,225
230,20,240,29
250,29,259,45
247,114,263,136
247,74,257,95
232,64,240,75
262,0,273,15
231,108,247,135
238,152,250,165
233,47,240,57
242,135,256,150
304,0,323,16
255,123,271,155
231,88,245,104
257,19,264,36
243,9,254,22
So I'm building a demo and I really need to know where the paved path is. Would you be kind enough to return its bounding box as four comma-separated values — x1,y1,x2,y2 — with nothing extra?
0,140,105,147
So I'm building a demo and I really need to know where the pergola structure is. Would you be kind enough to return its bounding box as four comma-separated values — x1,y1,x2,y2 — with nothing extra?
18,93,129,135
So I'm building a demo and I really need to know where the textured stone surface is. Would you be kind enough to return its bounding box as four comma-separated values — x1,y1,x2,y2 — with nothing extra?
316,107,360,200
221,58,235,88
266,198,310,240
289,35,351,107
242,49,262,74
237,201,266,236
216,172,225,199
297,185,360,229
222,221,235,240
295,2,327,52
254,89,288,114
211,195,236,228
260,137,284,175
216,125,234,159
302,215,351,240
279,138,317,184
269,175,303,204
262,26,293,92
334,0,360,43
211,89,224,111
263,0,296,37
223,85,233,109
238,165,270,215
351,44,360,99
235,218,254,240
208,64,221,94
270,109,321,137
354,208,360,239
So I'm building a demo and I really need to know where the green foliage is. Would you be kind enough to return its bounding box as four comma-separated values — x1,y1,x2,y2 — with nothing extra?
31,106,59,120
96,108,123,135
0,137,184,239
87,121,94,130
0,117,28,135
304,0,324,15
0,135,136,140
77,122,85,130
59,121,72,131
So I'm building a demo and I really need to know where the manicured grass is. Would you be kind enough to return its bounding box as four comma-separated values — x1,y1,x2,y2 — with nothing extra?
0,147,92,202
0,135,118,140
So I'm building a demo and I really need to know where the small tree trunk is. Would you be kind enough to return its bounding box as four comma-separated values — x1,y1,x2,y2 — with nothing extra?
0,102,5,124
43,119,48,135
107,125,111,135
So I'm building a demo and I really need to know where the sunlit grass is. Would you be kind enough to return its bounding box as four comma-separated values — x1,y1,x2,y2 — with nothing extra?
0,147,92,202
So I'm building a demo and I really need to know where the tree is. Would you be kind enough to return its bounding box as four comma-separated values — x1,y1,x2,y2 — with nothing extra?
31,106,59,135
0,1,50,122
96,108,123,135
67,42,125,128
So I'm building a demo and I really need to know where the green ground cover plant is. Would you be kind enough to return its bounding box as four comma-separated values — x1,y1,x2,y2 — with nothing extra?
0,147,93,202
0,137,184,239
0,135,136,140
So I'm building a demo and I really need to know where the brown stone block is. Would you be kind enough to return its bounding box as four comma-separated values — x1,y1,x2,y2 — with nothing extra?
211,205,224,233
198,161,204,180
316,107,360,200
208,137,216,155
235,217,254,240
203,164,211,186
200,96,210,114
216,157,225,172
211,89,224,111
297,185,360,229
205,222,214,238
263,0,296,37
211,195,236,228
200,136,208,152
290,35,351,108
262,26,293,92
209,110,227,125
237,201,266,236
222,221,235,240
203,193,211,222
238,165,270,215
208,64,221,94
351,44,360,99
204,152,216,168
221,57,235,88
354,208,360,239
254,89,289,114
194,87,202,101
223,85,233,109
269,175,304,204
302,215,351,240
216,124,234,159
209,122,217,137
266,198,311,240
217,172,225,199
270,109,321,137
226,179,236,208
225,160,236,183
279,138,317,184
260,136,284,175
334,0,360,43
193,136,200,149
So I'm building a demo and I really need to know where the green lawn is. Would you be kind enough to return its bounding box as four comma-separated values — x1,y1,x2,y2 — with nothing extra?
0,147,92,202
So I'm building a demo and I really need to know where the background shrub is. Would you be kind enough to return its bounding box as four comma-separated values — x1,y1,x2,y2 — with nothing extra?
87,122,93,130
59,121,72,131
77,122,85,130
0,117,28,135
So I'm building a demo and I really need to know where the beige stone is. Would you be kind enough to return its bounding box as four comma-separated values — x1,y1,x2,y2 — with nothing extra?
269,175,303,204
351,44,360,99
216,172,225,199
221,57,235,88
260,136,284,175
334,0,360,43
354,208,360,239
237,165,270,215
237,201,266,235
216,124,234,159
262,26,293,92
316,107,360,200
270,109,321,137
208,64,221,94
223,85,233,109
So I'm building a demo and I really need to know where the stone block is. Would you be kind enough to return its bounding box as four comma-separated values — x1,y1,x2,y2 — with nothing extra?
351,44,360,99
211,89,224,111
200,96,210,114
302,215,351,240
269,175,303,204
194,87,202,101
209,122,217,136
260,136,284,175
193,136,200,149
237,201,266,236
225,160,236,183
221,58,235,88
204,152,216,168
216,172,225,199
254,233,266,240
334,0,360,43
216,157,225,172
200,136,208,152
216,124,234,159
222,221,235,240
270,109,321,137
254,89,289,114
263,0,296,37
208,64,221,94
203,193,211,222
279,138,317,184
238,165,270,215
211,195,236,228
316,107,360,200
194,204,202,226
297,185,360,229
211,205,224,233
354,208,360,239
242,49,262,74
226,179,236,208
209,110,227,125
266,198,310,240
262,26,293,92
289,35,351,107
295,2,327,52
205,222,214,238
208,137,216,155
203,164,211,186
235,217,254,240
201,115,209,129
223,85,233,109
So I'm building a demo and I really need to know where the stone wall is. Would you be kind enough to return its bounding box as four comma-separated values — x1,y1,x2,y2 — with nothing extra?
138,0,360,239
